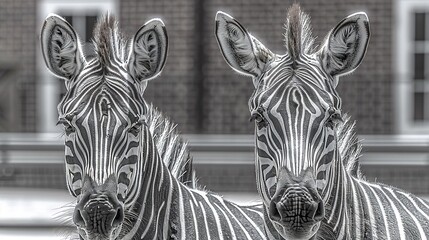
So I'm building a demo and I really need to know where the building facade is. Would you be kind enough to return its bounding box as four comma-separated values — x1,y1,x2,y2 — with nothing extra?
0,0,426,135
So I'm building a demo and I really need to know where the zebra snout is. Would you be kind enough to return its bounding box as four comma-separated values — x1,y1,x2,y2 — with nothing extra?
74,194,124,235
269,187,324,223
270,167,325,224
268,186,324,239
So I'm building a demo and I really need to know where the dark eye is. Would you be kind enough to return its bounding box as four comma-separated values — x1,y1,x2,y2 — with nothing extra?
128,120,144,135
64,123,75,134
326,109,343,129
58,119,75,134
250,111,268,128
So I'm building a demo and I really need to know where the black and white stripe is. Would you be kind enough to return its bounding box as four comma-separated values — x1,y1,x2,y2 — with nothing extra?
42,13,267,239
118,123,266,239
216,4,429,239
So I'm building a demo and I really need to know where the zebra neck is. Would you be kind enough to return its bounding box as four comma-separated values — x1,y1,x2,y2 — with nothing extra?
120,126,177,239
122,126,267,239
317,156,351,239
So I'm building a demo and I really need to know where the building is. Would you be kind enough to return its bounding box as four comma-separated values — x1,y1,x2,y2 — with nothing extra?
0,0,428,195
0,0,400,134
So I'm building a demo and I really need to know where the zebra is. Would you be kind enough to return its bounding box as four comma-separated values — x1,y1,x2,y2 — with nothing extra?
40,13,267,240
215,4,429,240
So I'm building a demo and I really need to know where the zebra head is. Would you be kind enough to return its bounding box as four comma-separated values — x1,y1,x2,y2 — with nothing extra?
216,5,369,239
41,14,168,240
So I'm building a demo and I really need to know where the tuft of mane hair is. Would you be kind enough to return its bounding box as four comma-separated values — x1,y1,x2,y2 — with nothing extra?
93,13,128,69
145,104,198,189
284,4,315,60
336,114,364,179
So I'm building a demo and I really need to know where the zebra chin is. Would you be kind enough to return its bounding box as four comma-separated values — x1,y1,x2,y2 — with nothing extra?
73,175,125,240
77,230,122,240
271,221,320,240
268,167,324,240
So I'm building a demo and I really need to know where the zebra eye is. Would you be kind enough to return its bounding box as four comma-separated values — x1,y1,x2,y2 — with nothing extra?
128,120,143,135
129,125,140,135
326,109,343,128
250,111,268,128
65,123,75,133
58,119,75,134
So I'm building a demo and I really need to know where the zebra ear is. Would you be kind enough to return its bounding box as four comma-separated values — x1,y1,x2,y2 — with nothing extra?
215,11,274,79
127,18,168,83
319,12,370,78
40,14,86,80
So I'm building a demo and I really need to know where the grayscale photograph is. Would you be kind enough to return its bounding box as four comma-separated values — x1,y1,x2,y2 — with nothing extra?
0,0,428,239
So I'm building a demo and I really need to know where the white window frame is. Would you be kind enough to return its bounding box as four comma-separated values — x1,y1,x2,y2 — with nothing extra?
396,0,429,133
37,0,117,132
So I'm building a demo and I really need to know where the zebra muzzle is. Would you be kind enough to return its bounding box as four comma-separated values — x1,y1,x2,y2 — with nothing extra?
269,187,324,223
74,195,124,236
74,176,125,238
268,167,324,239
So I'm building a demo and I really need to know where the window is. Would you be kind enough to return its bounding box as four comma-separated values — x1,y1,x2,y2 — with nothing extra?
60,15,99,58
396,0,429,133
37,0,116,132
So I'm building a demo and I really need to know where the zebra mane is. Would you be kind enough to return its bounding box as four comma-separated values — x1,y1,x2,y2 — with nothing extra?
284,4,315,60
336,114,364,179
145,104,198,188
93,13,128,68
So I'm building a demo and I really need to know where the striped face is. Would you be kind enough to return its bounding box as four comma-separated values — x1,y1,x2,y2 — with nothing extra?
249,54,342,201
57,58,146,203
247,53,343,240
41,14,168,239
216,6,369,239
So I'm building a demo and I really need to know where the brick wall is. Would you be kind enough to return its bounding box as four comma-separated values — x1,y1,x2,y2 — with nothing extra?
119,0,394,134
120,0,201,133
0,0,37,132
0,0,393,134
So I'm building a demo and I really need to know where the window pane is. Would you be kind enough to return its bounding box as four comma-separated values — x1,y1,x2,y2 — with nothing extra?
415,12,425,41
414,53,425,80
86,15,98,42
414,92,424,121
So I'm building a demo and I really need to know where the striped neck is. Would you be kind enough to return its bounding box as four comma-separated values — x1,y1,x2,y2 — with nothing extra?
317,151,350,239
120,123,267,240
120,124,177,239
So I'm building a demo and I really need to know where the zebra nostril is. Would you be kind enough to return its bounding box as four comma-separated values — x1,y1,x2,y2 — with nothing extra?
313,200,324,221
269,200,282,222
73,209,86,227
112,207,124,227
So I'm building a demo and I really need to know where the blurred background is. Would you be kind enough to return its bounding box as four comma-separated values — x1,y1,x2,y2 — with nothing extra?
0,0,429,239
